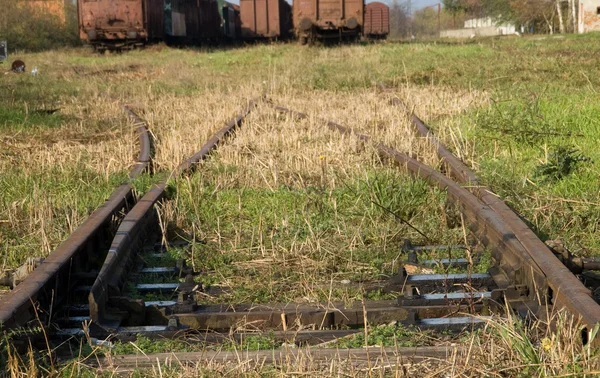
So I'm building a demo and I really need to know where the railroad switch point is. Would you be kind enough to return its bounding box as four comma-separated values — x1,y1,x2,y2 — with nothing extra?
407,251,418,264
390,266,407,285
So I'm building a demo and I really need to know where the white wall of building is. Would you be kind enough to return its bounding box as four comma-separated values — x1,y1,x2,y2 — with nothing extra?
579,0,600,32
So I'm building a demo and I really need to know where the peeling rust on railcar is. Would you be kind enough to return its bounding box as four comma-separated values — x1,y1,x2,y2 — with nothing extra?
77,0,148,50
293,0,364,42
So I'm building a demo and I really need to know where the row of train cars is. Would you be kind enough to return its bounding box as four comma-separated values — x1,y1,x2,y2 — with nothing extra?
78,0,390,50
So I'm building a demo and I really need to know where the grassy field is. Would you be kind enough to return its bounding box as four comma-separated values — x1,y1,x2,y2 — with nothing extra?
3,35,600,376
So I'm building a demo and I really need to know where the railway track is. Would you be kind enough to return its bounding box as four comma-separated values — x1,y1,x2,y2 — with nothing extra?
0,105,152,336
2,90,600,372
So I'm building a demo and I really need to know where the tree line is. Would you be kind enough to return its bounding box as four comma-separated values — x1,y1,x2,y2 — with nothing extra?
0,1,79,52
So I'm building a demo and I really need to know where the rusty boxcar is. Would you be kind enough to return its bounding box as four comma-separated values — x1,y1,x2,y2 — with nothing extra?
164,0,222,43
239,0,291,39
78,0,149,51
293,0,364,43
364,2,389,39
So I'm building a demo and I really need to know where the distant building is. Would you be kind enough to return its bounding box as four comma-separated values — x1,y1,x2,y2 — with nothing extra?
441,17,515,38
578,0,600,32
464,17,515,35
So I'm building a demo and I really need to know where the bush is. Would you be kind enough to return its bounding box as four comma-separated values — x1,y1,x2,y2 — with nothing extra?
0,1,80,52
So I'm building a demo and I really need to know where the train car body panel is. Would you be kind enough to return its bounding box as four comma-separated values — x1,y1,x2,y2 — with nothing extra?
364,2,389,38
240,0,291,39
294,0,363,42
78,0,147,46
146,0,165,40
164,0,221,42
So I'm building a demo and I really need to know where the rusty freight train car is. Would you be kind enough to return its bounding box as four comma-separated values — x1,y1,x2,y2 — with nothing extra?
364,2,389,39
77,0,157,51
239,0,291,39
78,0,221,50
293,0,364,43
77,0,144,50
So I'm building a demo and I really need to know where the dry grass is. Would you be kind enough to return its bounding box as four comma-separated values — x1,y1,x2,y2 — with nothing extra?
149,85,489,305
4,309,597,377
3,42,599,377
380,84,489,173
155,84,487,191
0,99,137,264
0,44,488,268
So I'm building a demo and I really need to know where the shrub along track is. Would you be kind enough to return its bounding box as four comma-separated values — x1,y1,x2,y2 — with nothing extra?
2,91,600,371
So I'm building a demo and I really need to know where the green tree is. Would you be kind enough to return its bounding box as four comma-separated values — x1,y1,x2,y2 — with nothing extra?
390,0,413,38
442,0,467,27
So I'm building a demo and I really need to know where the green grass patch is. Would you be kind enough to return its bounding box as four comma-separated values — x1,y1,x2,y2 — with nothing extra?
171,168,463,304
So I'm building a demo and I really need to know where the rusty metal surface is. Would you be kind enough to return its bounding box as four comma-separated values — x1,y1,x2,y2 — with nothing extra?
122,106,153,179
364,2,389,37
240,0,291,39
384,92,600,331
0,107,152,331
89,100,259,331
89,185,165,329
94,345,464,370
0,185,133,329
78,0,147,43
293,0,364,39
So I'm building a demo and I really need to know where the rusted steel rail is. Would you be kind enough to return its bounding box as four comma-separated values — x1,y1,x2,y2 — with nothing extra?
8,93,598,371
381,86,600,336
95,345,463,371
123,105,154,178
31,99,491,343
272,103,600,336
88,99,259,333
0,107,152,331
61,101,499,342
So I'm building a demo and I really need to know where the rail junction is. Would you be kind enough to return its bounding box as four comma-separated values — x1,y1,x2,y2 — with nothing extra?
2,86,600,371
